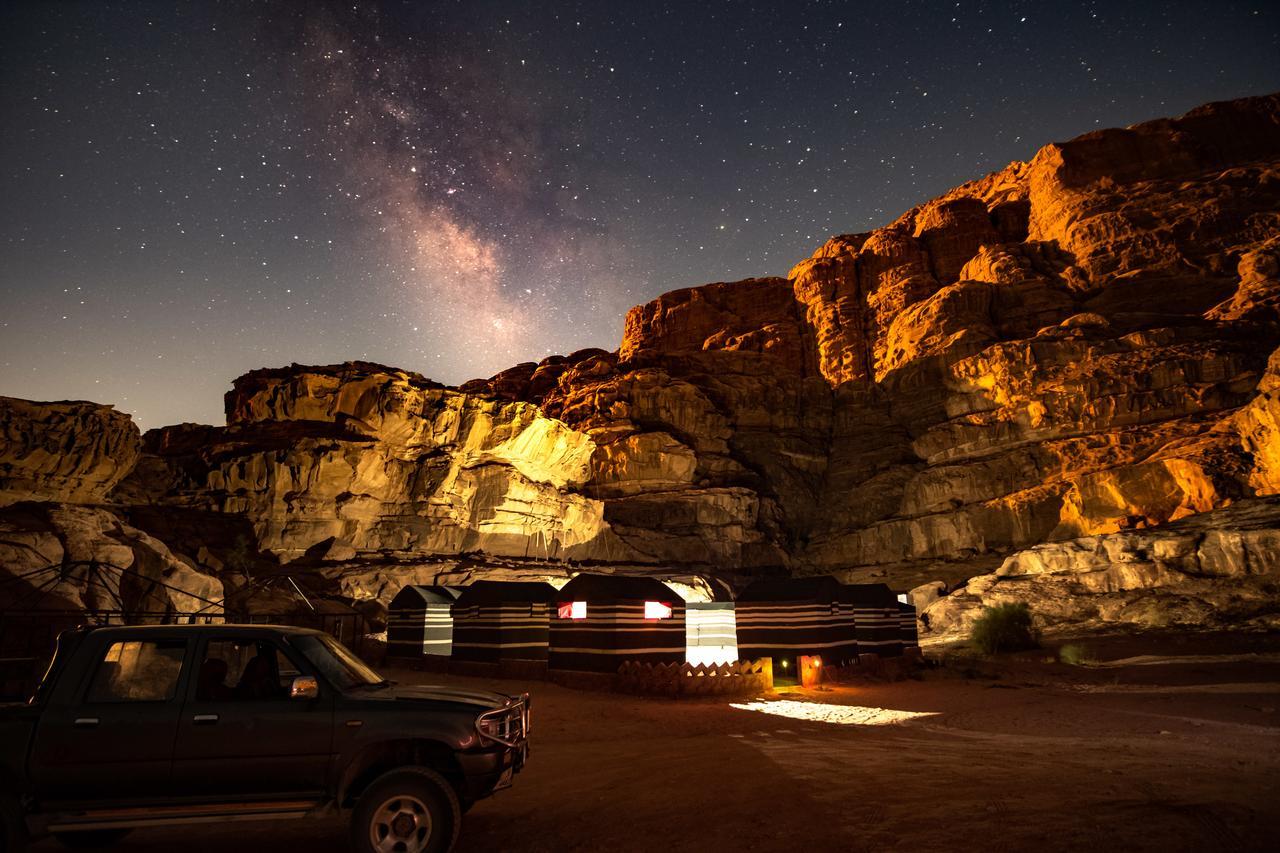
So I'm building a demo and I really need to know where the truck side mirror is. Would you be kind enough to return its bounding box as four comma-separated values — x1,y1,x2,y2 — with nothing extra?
290,675,319,700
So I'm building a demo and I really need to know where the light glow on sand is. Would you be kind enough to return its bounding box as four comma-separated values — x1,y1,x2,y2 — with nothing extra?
729,700,939,726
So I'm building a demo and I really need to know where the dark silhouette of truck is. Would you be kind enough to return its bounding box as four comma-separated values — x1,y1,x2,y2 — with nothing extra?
0,623,530,852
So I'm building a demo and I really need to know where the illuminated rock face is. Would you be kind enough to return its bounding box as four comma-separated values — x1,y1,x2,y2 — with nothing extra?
4,94,1280,636
1238,346,1280,496
0,397,140,507
798,94,1280,597
138,362,620,563
918,496,1280,640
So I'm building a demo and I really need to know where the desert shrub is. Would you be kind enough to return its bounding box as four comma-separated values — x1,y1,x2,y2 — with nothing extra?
1057,643,1095,666
970,602,1038,655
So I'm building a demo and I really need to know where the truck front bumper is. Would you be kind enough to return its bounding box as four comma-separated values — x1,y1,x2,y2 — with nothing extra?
457,740,528,801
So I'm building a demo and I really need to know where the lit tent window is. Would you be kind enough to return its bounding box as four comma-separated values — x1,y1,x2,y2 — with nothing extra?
557,601,587,620
644,601,673,620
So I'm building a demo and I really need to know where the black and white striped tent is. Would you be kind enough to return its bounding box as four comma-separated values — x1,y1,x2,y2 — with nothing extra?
735,576,860,672
897,599,919,651
548,574,686,673
386,585,463,657
843,583,906,657
449,581,559,663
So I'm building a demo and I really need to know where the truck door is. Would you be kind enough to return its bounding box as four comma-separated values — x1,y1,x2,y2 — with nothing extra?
29,636,192,802
170,636,334,797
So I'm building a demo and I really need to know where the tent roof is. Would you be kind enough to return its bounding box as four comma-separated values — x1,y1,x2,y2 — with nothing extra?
454,580,559,605
557,573,679,602
737,575,847,603
389,585,465,609
840,582,897,605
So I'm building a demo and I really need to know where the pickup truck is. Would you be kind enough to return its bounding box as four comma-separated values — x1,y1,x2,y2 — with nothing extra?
0,623,530,853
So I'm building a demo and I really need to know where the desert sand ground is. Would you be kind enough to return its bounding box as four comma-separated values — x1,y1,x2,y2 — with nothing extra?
32,636,1280,852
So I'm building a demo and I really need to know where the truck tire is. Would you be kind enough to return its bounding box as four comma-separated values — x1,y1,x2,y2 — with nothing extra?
351,766,461,853
52,830,132,849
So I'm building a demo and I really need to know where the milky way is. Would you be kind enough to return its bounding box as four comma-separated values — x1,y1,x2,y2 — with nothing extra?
2,1,1278,428
285,4,634,368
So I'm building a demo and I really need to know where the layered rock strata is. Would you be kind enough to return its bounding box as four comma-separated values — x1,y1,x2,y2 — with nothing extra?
0,397,140,506
918,496,1280,640
4,94,1280,638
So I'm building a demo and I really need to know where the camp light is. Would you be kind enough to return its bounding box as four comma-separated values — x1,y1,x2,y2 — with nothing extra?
644,601,672,620
557,601,587,619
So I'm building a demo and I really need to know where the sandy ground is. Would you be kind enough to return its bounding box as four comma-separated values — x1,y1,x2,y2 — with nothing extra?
29,640,1280,852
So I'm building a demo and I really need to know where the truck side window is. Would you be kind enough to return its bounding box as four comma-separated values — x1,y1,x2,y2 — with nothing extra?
197,639,297,701
85,640,187,703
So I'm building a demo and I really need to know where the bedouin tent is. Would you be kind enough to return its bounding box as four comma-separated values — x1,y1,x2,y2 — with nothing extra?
549,574,686,672
897,599,919,651
387,586,463,657
843,582,905,657
449,581,559,663
735,576,860,674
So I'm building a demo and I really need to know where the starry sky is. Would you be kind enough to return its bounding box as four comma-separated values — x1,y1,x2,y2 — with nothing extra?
2,1,1278,429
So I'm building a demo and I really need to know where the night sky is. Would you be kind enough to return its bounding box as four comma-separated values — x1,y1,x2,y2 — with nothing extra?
2,1,1278,429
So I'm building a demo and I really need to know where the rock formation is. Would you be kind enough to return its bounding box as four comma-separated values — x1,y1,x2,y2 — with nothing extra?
0,502,222,616
0,397,140,506
918,496,1280,641
4,93,1280,639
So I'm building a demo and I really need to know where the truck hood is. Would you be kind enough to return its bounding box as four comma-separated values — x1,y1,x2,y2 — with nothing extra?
357,683,516,710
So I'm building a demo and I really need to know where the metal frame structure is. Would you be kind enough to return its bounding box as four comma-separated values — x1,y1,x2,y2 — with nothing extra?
0,561,370,701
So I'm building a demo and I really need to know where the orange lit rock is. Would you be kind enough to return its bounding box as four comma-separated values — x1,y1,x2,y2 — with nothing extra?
0,397,140,507
1238,345,1280,495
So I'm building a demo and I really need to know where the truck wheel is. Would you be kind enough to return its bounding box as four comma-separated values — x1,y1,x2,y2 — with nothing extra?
351,767,461,853
52,830,131,849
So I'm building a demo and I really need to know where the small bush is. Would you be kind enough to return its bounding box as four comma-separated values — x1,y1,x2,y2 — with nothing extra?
1057,643,1095,666
970,603,1038,655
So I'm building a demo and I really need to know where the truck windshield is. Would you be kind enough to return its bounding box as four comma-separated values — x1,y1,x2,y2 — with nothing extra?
292,634,386,691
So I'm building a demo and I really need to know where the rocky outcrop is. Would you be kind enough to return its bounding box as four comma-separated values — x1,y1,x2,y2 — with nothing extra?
798,94,1280,596
0,397,140,506
123,362,624,563
5,94,1280,640
0,502,223,616
1238,345,1280,495
918,497,1280,641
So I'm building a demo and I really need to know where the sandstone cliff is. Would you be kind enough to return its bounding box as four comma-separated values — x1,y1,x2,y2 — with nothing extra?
0,397,140,506
4,94,1280,639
